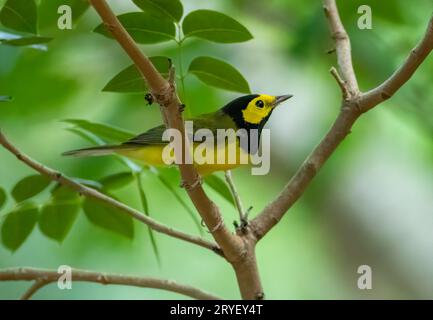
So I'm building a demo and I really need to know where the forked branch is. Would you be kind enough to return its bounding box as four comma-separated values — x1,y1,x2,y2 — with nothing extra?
323,0,359,96
250,1,433,241
0,267,222,300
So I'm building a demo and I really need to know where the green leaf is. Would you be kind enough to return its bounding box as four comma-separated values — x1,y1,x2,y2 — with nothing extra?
152,168,203,235
0,96,12,102
1,36,52,46
182,10,253,43
133,0,183,22
66,127,104,145
1,202,39,252
0,0,37,34
135,173,160,266
66,127,143,173
103,56,171,93
11,174,51,202
50,184,80,201
100,172,134,190
62,119,134,143
188,56,251,93
0,31,48,50
38,201,80,242
204,174,235,206
94,12,176,44
0,187,6,210
83,198,134,239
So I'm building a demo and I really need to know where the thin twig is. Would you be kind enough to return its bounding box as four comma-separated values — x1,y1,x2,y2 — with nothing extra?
330,66,350,100
361,15,433,111
323,0,359,96
0,130,219,254
224,171,245,223
135,172,162,268
20,279,49,300
0,267,222,300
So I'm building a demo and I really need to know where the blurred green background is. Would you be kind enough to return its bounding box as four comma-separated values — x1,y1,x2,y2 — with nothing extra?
1,0,433,299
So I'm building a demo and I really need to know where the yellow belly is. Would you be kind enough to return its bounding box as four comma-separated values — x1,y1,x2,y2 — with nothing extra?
117,142,250,176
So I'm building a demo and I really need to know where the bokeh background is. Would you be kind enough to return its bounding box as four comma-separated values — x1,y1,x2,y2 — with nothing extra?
1,0,432,299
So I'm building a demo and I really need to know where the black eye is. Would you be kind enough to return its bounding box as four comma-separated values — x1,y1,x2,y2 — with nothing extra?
255,100,264,108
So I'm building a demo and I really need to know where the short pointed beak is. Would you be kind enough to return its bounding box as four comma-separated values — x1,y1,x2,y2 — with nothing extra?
274,94,293,106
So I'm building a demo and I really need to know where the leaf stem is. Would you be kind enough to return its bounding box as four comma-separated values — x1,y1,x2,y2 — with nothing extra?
0,267,222,300
135,172,161,268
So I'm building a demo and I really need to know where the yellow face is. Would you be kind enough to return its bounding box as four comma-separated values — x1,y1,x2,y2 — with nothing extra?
241,94,278,124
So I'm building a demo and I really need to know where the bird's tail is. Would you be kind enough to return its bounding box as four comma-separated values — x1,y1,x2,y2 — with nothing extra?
62,144,137,157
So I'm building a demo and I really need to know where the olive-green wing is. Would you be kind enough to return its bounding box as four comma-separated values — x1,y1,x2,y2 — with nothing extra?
63,111,238,157
123,124,167,145
124,110,237,146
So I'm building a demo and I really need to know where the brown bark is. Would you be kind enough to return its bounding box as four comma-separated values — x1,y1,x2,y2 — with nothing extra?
0,267,221,300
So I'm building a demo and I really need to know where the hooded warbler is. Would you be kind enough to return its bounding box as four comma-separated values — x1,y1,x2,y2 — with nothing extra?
63,94,292,175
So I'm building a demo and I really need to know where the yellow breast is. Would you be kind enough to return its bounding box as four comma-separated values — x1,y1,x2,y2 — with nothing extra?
117,140,250,176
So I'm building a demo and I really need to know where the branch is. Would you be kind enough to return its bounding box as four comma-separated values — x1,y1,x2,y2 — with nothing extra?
361,15,433,111
250,2,433,241
89,0,244,262
0,130,219,254
0,267,222,300
330,66,350,100
20,279,49,300
323,0,359,96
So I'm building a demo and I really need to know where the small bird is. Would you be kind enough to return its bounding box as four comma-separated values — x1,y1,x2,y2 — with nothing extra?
63,94,292,175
